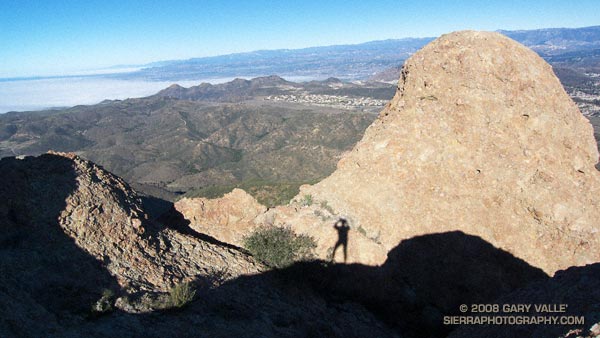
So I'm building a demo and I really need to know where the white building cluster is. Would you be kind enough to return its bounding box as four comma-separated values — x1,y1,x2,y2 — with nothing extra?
265,94,387,109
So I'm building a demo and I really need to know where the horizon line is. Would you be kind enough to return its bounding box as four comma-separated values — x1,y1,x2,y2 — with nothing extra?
2,24,599,80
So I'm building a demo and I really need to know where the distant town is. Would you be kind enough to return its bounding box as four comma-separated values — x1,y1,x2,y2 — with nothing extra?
569,88,600,117
264,94,388,109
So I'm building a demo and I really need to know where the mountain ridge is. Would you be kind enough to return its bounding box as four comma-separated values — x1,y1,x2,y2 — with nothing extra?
118,25,600,81
3,25,599,84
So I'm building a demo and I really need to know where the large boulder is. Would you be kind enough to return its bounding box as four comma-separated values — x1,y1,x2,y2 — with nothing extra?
274,31,600,273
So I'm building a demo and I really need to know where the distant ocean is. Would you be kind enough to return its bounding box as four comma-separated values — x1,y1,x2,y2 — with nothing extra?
0,76,235,114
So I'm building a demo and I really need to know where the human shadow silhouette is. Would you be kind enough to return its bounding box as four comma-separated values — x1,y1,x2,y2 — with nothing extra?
331,218,350,263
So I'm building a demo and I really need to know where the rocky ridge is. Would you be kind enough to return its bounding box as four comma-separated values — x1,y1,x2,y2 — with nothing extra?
175,188,267,245
1,152,262,294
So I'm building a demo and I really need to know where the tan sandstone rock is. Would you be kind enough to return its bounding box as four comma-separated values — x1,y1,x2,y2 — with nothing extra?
174,188,267,246
291,31,600,273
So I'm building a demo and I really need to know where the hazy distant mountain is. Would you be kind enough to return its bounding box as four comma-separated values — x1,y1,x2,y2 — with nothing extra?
115,26,600,82
500,26,600,55
118,37,434,81
155,75,299,101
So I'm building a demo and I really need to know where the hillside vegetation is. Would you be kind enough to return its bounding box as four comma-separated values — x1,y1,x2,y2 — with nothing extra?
0,77,384,202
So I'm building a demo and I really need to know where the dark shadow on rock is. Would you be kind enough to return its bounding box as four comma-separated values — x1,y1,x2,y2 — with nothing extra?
0,155,121,337
448,263,600,338
28,228,593,338
139,194,173,220
383,231,550,316
276,231,549,338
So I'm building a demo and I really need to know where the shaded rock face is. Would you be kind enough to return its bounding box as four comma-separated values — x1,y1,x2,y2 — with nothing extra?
448,263,600,338
0,153,122,336
276,231,548,338
288,31,600,273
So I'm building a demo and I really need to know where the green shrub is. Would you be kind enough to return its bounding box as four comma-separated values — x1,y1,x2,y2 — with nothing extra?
166,282,196,309
92,288,115,314
301,194,313,207
356,226,367,236
320,200,335,214
243,226,317,268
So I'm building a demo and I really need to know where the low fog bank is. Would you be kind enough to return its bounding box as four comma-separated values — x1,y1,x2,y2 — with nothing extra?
0,76,238,114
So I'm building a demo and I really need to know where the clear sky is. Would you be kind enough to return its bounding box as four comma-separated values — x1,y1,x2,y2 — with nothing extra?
1,0,599,78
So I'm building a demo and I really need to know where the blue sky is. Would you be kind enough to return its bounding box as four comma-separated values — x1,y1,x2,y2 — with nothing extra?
1,0,599,77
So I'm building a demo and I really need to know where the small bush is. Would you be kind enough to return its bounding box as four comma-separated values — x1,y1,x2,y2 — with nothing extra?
92,288,115,314
301,194,313,207
320,200,335,214
166,282,196,309
243,226,317,268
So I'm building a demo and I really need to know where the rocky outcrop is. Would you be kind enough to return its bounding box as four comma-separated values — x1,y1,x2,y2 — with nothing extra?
176,188,389,264
175,188,266,246
50,152,262,292
177,32,600,273
264,31,600,273
0,152,262,295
